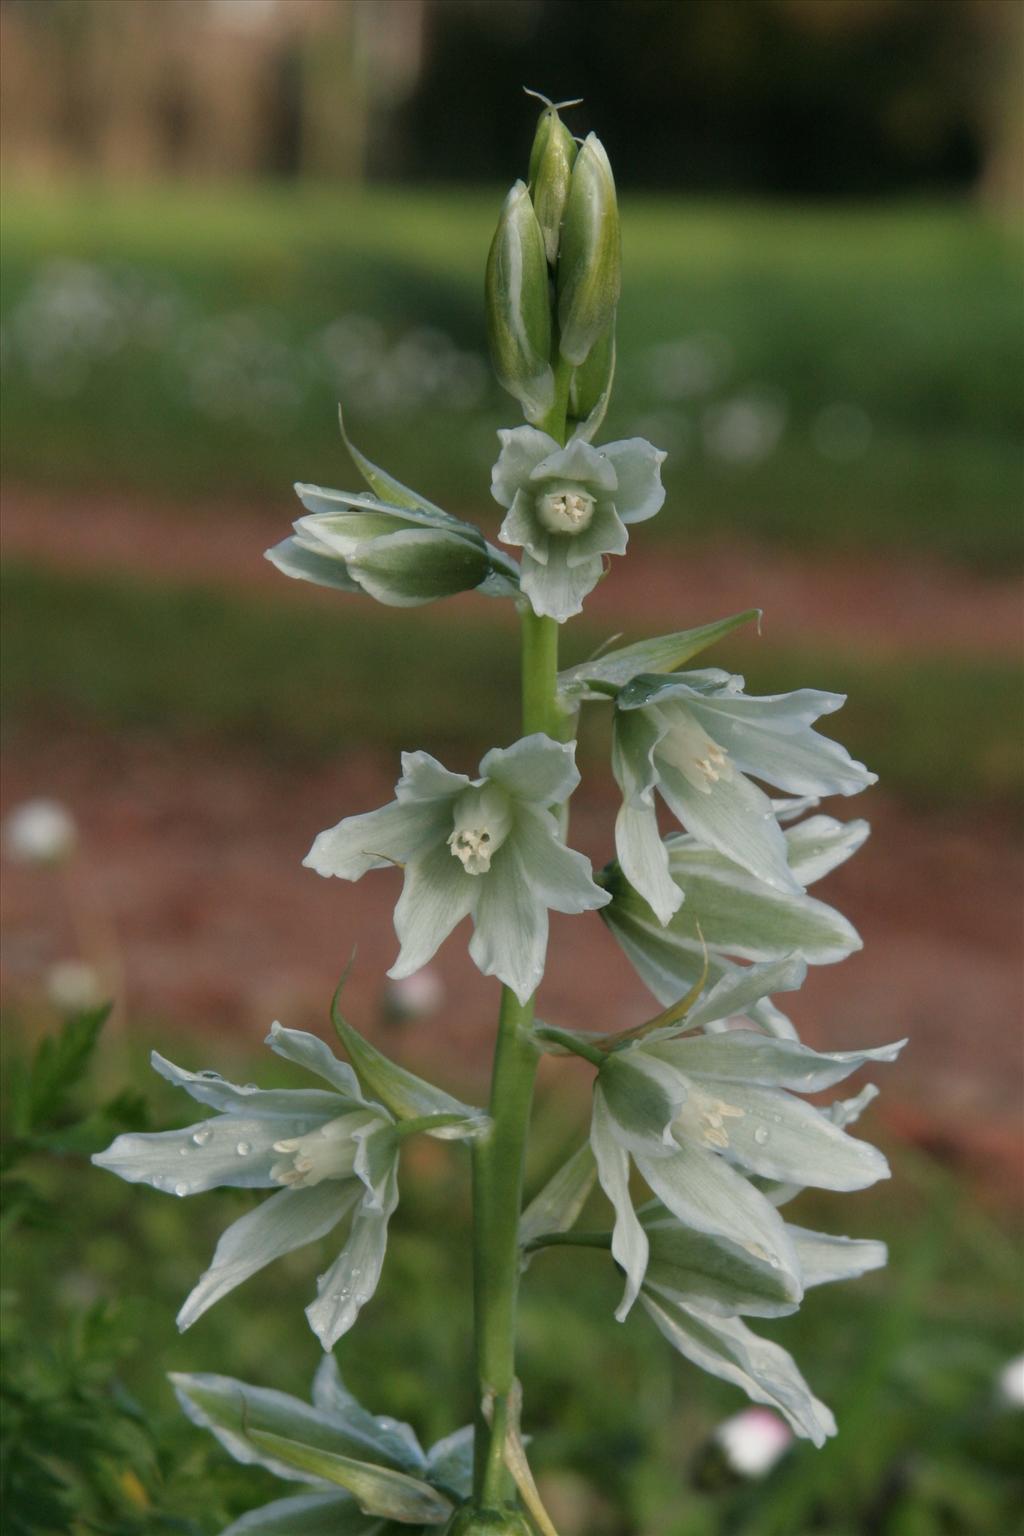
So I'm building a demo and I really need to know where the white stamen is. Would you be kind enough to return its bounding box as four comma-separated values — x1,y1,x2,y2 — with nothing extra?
656,706,733,795
535,482,596,535
447,784,513,876
270,1112,372,1188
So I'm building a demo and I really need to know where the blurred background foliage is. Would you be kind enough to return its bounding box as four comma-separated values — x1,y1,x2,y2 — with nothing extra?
1,2,1022,1533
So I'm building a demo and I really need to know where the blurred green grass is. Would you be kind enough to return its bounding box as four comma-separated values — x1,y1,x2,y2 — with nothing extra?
2,186,1021,566
3,562,1022,811
3,1015,1022,1536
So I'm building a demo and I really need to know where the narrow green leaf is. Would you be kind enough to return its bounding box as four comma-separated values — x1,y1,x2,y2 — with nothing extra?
333,1013,488,1141
337,406,457,524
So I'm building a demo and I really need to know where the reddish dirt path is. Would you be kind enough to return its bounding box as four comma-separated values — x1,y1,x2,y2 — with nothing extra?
3,482,1021,658
3,725,1021,1192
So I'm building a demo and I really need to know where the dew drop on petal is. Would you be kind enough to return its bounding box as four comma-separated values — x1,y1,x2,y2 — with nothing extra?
178,1145,189,1156
754,1126,770,1146
236,1141,252,1157
174,1181,189,1197
192,1126,213,1146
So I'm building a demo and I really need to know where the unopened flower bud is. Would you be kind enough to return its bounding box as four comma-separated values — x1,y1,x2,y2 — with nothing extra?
528,105,578,266
557,134,621,367
485,181,555,425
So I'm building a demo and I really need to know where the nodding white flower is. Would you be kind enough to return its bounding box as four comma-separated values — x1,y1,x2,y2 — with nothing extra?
3,798,77,865
172,1355,473,1533
713,1408,793,1477
490,426,666,622
611,670,877,922
304,734,609,1006
588,964,903,1329
93,1024,403,1351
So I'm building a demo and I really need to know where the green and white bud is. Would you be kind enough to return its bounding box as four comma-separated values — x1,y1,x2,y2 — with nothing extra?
557,134,621,367
528,104,578,265
485,181,555,425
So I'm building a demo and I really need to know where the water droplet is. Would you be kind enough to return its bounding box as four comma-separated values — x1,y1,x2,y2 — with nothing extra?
236,1141,252,1157
174,1181,189,1197
243,1083,258,1092
192,1126,213,1146
754,1125,770,1145
178,1145,189,1156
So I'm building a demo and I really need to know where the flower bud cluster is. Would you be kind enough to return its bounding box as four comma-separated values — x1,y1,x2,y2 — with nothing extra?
485,93,620,434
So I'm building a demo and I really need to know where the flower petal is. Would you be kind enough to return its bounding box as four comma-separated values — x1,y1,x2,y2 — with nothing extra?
92,1112,325,1195
642,1214,801,1318
600,438,667,524
151,1051,345,1119
696,1083,891,1191
265,1023,366,1100
784,814,870,885
177,1182,353,1332
346,528,491,607
468,839,548,1004
598,1051,688,1157
508,807,608,915
396,751,472,804
265,537,363,594
498,487,548,562
677,955,808,1034
389,843,478,980
655,756,802,895
311,1356,425,1471
649,1029,906,1093
615,802,682,927
591,1092,649,1321
304,800,447,882
480,735,580,806
785,1224,888,1288
639,1295,836,1446
635,1140,799,1281
426,1425,475,1500
170,1368,393,1483
219,1491,379,1536
306,1162,399,1350
490,426,559,508
687,697,876,797
519,544,604,622
563,497,628,566
529,435,618,493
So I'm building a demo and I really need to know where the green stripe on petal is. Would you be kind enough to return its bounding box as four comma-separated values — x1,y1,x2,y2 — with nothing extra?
648,1029,906,1093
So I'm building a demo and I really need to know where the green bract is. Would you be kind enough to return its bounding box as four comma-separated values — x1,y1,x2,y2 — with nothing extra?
304,735,609,1005
491,426,666,621
612,669,877,918
92,1024,476,1350
173,1356,472,1533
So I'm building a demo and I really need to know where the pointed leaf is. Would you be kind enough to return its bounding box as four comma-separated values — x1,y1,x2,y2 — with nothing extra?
558,611,760,699
333,1015,487,1140
338,406,453,523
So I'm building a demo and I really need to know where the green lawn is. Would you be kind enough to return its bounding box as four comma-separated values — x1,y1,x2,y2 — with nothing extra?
2,185,1020,566
3,563,1022,811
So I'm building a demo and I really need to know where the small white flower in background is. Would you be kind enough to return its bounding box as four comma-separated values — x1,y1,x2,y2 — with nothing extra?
612,670,876,923
490,426,666,621
3,798,77,865
94,1024,405,1350
996,1353,1024,1409
382,968,445,1024
714,1408,793,1477
305,734,609,1005
47,959,104,1013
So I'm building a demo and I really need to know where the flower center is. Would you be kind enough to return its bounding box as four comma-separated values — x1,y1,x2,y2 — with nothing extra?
656,707,732,795
674,1086,746,1151
270,1111,373,1188
535,481,596,535
447,783,513,876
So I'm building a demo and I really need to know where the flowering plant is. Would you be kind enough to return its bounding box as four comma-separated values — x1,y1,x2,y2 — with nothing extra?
94,91,901,1533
